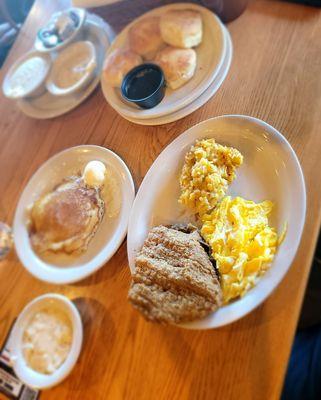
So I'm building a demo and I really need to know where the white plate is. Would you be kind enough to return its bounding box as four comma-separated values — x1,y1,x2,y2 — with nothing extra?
10,294,83,389
120,25,232,126
127,116,306,329
13,145,135,284
18,15,110,119
101,3,226,120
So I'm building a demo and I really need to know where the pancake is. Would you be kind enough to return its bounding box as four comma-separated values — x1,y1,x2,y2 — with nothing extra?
103,48,142,88
160,10,203,49
30,177,104,255
128,17,164,60
154,46,197,89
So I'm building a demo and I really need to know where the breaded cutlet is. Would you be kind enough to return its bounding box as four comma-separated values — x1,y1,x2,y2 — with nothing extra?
128,225,222,324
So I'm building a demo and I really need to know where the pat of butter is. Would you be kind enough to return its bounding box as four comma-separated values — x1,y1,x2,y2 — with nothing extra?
83,160,106,188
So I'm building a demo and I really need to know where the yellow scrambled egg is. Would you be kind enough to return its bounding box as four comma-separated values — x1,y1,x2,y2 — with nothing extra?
179,139,243,216
201,196,279,303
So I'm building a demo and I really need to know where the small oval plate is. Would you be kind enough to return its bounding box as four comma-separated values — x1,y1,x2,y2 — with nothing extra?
14,145,135,284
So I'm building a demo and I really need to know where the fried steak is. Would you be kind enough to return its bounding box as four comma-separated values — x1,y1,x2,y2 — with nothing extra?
128,224,222,324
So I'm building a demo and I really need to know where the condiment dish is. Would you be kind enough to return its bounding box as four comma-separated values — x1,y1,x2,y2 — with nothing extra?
121,63,165,109
35,8,87,53
2,51,51,100
46,41,97,97
9,294,83,389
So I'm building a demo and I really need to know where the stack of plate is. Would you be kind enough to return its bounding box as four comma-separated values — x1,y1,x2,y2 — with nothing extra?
101,3,232,126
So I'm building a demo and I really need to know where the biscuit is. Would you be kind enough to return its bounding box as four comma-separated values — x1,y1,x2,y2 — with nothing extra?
160,10,203,48
128,17,164,60
154,46,197,90
103,48,142,87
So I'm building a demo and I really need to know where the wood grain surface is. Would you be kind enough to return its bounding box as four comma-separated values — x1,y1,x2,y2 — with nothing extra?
1,0,321,399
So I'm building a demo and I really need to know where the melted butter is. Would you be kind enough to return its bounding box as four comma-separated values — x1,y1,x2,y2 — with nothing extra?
101,169,121,218
22,307,72,375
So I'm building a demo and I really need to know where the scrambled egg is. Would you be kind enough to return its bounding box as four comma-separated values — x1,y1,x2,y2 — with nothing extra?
201,196,279,303
179,139,243,216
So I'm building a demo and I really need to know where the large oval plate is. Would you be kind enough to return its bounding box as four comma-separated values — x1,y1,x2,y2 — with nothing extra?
14,145,135,284
127,116,306,329
101,3,226,120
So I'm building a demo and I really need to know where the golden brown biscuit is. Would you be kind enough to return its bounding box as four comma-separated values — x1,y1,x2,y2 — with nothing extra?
160,10,203,48
154,46,197,90
103,48,142,88
128,17,164,60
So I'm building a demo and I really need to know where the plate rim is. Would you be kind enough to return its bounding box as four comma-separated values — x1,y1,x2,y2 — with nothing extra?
126,115,307,329
13,145,135,284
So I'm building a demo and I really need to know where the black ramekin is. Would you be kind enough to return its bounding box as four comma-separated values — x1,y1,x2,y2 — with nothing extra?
121,63,166,109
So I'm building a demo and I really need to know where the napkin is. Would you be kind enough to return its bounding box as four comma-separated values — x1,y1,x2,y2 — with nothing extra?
72,0,123,8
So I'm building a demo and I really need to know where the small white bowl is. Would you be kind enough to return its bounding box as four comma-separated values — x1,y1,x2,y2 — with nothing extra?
34,8,87,53
9,294,83,389
2,52,51,100
46,41,97,97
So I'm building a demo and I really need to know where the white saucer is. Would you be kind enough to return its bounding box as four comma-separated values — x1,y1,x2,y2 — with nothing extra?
17,15,111,119
101,3,226,120
13,145,135,284
120,26,232,126
127,116,306,329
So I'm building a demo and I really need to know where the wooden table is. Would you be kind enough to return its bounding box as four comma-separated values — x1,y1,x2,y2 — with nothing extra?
1,0,321,399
